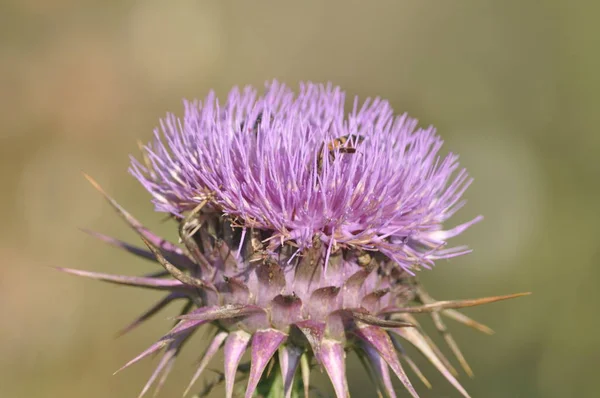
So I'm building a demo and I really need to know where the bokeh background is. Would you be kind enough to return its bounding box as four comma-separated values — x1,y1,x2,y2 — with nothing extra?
1,0,598,397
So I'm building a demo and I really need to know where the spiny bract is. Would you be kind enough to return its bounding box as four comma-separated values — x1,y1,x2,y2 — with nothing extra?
62,81,527,398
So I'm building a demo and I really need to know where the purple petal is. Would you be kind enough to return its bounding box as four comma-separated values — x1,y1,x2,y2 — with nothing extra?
319,339,349,398
245,329,287,398
183,331,228,396
57,267,185,290
223,330,251,398
393,327,471,398
354,325,419,398
278,344,303,398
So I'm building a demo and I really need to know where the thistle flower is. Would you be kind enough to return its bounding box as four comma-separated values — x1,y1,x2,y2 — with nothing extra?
62,81,528,398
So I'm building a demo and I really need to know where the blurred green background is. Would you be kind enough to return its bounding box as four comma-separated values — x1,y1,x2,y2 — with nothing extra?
1,0,598,397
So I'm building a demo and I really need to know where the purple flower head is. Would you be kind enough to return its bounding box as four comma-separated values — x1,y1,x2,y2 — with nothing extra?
131,81,481,273
62,82,529,398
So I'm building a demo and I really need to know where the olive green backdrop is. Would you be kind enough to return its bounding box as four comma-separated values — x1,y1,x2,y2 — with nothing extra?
1,1,597,397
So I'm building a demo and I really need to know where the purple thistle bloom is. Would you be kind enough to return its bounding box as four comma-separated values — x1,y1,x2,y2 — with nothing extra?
130,81,481,273
63,81,529,398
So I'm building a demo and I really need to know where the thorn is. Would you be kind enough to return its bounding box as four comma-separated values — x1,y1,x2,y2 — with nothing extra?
381,292,531,315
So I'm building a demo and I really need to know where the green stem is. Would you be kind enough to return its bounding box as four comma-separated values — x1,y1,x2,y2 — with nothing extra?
254,358,304,398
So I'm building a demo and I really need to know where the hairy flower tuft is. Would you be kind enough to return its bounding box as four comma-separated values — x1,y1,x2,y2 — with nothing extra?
62,81,529,398
130,81,481,272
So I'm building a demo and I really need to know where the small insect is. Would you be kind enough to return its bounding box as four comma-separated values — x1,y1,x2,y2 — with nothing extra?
316,134,365,174
240,112,272,135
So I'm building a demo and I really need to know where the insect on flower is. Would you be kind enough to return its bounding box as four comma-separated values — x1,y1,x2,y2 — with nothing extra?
240,112,274,136
316,134,365,175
